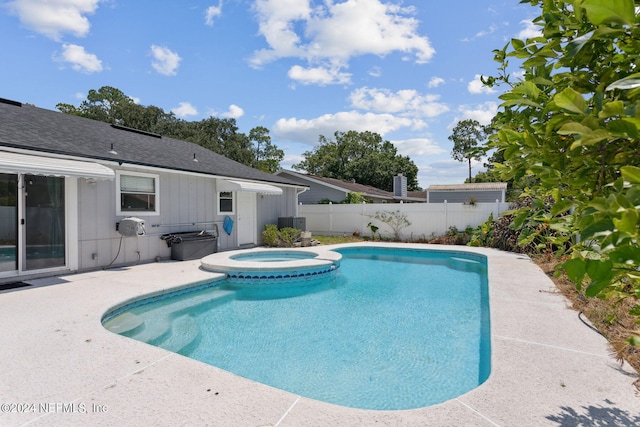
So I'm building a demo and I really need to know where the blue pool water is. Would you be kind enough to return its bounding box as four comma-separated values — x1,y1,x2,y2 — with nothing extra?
103,247,490,410
230,250,318,262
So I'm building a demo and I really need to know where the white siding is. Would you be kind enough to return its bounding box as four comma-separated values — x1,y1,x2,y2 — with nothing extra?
256,187,299,244
78,167,217,270
76,166,299,270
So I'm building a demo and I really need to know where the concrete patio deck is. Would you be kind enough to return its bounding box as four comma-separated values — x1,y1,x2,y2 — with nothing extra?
1,243,638,426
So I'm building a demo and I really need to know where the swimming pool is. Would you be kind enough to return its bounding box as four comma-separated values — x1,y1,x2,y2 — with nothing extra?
103,246,490,410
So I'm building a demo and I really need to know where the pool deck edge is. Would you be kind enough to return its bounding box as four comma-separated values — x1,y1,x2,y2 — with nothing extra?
0,243,638,427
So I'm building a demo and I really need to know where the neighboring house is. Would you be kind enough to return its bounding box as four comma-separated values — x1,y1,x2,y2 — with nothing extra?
275,169,426,204
426,183,508,203
0,97,306,282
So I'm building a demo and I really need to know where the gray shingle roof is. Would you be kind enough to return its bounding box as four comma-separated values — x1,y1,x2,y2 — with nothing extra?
277,169,427,201
0,98,298,186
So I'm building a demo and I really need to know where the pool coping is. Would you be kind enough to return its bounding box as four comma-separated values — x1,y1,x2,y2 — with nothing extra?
1,242,638,426
201,246,342,273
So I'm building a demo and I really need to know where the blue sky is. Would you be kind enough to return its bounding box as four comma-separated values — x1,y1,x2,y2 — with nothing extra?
0,0,541,188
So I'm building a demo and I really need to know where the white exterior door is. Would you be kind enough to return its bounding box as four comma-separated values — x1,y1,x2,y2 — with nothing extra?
236,191,256,246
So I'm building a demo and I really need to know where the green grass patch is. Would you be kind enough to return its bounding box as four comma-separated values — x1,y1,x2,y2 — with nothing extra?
313,235,365,245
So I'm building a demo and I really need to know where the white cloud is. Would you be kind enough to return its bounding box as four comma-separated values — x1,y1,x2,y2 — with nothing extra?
427,77,444,88
250,0,311,66
452,101,498,126
475,24,497,39
273,111,423,145
517,19,542,40
281,152,305,169
55,43,102,73
5,0,101,41
461,24,498,42
250,0,434,85
221,104,244,119
171,102,198,118
150,45,182,76
417,160,460,187
391,138,446,157
349,87,448,118
305,0,434,62
205,2,223,26
421,158,486,184
467,74,496,95
288,64,351,86
368,66,382,78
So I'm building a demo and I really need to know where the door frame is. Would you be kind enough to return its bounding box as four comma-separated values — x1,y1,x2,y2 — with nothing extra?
0,173,77,279
236,191,257,246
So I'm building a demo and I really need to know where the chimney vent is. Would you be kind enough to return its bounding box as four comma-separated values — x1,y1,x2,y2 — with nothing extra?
393,173,407,197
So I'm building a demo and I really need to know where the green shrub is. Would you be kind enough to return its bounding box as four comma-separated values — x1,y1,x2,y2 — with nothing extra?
261,224,302,247
262,224,280,246
278,227,300,246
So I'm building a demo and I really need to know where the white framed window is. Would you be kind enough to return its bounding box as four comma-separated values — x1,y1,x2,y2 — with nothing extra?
218,191,234,215
116,171,160,216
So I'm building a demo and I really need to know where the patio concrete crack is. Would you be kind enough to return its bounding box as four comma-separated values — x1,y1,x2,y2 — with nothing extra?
19,353,175,427
456,398,501,426
274,396,300,426
495,335,608,358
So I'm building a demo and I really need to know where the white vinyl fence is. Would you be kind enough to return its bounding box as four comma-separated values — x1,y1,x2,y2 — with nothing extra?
298,201,510,240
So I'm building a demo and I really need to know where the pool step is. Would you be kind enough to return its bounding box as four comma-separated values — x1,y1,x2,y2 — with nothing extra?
102,312,144,336
127,318,171,345
116,288,235,348
448,256,485,272
171,289,235,317
159,315,201,355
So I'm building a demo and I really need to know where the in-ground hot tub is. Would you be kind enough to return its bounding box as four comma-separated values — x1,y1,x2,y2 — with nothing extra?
200,247,342,289
230,251,318,262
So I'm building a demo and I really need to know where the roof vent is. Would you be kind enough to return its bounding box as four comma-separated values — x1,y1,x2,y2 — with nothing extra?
111,124,161,138
0,97,22,107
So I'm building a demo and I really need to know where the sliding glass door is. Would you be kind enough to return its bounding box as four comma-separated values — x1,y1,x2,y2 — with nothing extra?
24,174,66,270
0,174,18,272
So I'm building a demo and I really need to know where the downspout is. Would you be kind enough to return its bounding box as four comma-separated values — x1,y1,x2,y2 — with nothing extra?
295,186,309,217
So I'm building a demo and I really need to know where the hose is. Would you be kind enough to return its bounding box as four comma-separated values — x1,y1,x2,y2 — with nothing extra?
104,235,124,268
578,311,605,337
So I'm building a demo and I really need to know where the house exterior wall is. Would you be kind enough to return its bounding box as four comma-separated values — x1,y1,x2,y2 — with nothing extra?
77,166,218,270
256,186,300,242
427,190,504,204
76,165,298,271
299,185,347,204
276,171,345,204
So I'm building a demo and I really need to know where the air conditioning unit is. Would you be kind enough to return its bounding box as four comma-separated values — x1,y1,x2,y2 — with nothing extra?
117,217,146,237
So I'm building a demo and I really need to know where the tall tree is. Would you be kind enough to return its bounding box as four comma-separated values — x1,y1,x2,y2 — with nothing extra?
448,119,487,182
56,87,283,172
249,126,284,173
484,0,640,329
294,130,420,191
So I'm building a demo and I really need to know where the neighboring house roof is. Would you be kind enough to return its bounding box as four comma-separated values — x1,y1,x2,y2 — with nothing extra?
276,169,426,202
407,190,427,199
0,98,299,187
427,183,508,191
